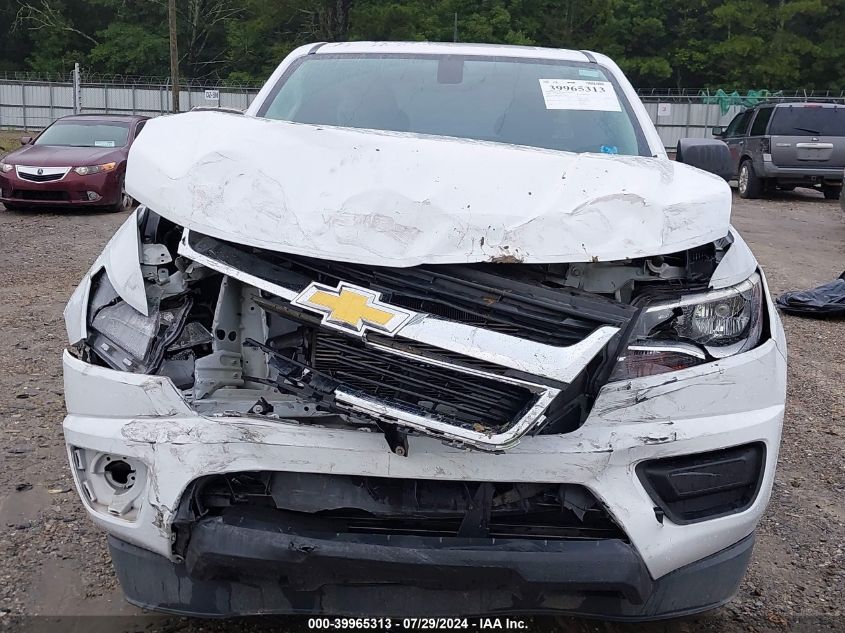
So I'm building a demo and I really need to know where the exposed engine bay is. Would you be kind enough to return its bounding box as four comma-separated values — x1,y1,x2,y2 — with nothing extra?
73,208,760,453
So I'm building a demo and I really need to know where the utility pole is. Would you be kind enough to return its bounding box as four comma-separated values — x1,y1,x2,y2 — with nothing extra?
72,63,81,115
453,12,458,42
168,0,180,113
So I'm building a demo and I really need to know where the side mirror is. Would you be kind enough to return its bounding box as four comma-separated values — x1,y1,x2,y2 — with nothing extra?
711,126,724,138
19,136,32,145
676,138,733,181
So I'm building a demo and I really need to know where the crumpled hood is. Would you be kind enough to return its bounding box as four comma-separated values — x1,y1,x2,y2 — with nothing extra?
126,111,731,266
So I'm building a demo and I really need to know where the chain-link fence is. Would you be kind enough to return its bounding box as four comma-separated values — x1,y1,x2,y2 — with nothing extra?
2,72,844,149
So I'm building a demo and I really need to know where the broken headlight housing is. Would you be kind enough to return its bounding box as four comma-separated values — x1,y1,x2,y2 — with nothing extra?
611,273,764,380
85,273,195,374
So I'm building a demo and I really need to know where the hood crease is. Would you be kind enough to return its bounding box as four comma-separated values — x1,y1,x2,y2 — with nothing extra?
126,111,732,267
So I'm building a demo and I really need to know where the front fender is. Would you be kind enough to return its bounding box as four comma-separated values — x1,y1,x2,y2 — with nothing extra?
63,207,148,345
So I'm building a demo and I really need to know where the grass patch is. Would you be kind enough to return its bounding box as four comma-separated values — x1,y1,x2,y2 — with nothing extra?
0,130,27,158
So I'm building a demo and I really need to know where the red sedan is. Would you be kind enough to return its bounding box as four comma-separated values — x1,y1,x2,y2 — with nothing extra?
0,114,148,213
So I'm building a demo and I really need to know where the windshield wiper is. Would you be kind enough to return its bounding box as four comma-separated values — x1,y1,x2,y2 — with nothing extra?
792,127,821,135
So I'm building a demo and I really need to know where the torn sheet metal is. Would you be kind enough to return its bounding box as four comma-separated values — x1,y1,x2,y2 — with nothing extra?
63,209,148,344
592,339,786,423
709,230,757,290
126,111,732,267
63,350,192,417
102,213,147,315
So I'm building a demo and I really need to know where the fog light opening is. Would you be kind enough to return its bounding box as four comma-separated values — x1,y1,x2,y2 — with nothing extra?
86,191,101,201
70,448,147,521
637,442,766,525
104,459,135,490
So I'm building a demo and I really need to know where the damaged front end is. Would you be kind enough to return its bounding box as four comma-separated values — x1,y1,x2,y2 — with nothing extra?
58,47,788,619
65,206,766,454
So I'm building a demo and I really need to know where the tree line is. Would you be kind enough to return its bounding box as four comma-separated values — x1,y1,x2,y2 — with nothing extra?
0,0,843,90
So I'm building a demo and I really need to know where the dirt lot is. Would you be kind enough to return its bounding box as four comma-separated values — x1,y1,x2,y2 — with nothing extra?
0,175,843,632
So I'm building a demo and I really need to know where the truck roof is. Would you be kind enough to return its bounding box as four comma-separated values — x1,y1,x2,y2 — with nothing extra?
312,41,603,65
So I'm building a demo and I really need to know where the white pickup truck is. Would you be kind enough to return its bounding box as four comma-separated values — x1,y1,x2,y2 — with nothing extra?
62,41,786,620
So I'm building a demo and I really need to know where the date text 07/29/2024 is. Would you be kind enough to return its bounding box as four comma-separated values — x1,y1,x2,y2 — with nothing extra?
307,618,530,630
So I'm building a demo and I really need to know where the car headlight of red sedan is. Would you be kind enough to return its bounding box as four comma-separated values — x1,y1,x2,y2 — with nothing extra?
73,162,117,176
0,161,13,173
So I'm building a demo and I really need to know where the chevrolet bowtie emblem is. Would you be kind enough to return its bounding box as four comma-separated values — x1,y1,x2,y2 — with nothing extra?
291,281,413,336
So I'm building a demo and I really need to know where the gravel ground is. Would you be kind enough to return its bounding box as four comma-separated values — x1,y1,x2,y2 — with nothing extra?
0,181,842,633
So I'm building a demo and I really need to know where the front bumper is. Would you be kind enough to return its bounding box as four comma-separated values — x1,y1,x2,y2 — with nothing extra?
0,170,122,206
108,523,755,619
62,308,786,618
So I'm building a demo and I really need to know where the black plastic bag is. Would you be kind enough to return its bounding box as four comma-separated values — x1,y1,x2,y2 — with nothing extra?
776,272,845,317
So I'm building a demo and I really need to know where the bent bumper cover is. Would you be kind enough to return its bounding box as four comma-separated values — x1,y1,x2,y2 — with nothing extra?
109,526,755,619
63,333,785,578
62,276,785,618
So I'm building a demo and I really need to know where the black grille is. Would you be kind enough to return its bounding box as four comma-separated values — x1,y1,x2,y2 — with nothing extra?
284,258,628,347
187,232,637,348
366,333,515,376
312,330,534,428
18,171,64,182
190,472,628,542
12,189,69,200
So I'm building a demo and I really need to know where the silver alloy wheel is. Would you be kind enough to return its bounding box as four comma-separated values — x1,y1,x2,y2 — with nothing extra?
738,163,749,195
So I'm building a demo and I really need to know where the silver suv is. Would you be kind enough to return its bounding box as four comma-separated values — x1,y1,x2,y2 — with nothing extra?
715,102,845,199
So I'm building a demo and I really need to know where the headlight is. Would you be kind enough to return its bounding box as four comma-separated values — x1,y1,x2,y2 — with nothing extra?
74,162,116,176
86,273,193,373
611,273,764,380
0,162,13,173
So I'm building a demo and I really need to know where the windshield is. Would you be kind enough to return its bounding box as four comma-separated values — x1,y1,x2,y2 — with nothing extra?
769,106,845,136
35,121,130,148
258,54,646,156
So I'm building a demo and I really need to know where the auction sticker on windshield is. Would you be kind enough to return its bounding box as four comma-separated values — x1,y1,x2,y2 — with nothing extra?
538,79,621,111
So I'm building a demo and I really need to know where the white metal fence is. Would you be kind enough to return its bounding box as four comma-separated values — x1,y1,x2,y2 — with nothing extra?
640,100,743,148
2,75,844,149
640,90,845,148
0,77,259,131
